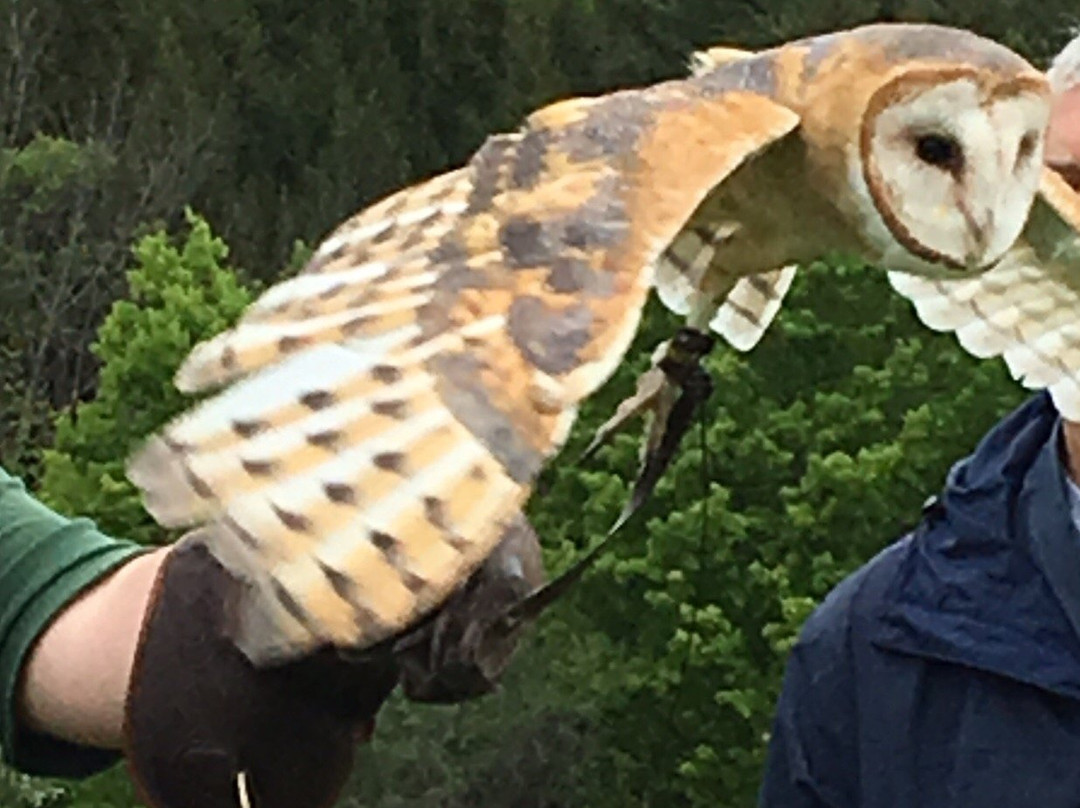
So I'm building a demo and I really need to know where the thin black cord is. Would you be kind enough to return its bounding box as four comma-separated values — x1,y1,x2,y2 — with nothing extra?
672,394,713,734
698,403,711,553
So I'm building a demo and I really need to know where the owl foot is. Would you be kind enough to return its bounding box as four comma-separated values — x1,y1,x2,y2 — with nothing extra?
581,327,715,534
579,345,674,464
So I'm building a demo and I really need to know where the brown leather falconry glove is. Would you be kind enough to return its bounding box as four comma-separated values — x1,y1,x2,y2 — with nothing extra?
122,512,547,808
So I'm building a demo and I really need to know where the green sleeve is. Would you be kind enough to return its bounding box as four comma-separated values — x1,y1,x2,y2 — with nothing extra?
0,466,147,778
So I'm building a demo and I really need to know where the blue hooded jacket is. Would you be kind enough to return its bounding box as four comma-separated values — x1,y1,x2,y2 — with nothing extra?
758,392,1080,807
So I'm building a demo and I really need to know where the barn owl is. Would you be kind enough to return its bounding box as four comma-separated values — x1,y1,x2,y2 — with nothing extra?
127,22,1080,667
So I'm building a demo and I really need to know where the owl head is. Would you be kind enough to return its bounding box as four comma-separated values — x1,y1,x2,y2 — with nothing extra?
810,26,1053,277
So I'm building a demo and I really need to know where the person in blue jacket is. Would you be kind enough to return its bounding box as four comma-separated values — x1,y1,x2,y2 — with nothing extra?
758,391,1080,806
758,36,1080,808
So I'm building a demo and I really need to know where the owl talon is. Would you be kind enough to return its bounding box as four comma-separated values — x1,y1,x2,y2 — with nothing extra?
605,327,715,534
579,355,670,463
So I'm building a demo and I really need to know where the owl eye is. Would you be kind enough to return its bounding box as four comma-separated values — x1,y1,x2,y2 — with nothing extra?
1015,131,1037,168
914,133,963,172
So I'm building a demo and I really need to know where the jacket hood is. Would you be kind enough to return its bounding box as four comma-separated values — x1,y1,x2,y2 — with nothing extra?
873,392,1080,699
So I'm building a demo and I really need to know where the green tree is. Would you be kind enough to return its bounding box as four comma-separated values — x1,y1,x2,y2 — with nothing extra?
0,134,120,477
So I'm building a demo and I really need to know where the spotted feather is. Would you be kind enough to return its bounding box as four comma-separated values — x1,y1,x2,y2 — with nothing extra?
129,78,802,664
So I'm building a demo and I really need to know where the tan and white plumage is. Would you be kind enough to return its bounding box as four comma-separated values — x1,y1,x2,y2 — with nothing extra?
887,169,1080,410
127,22,1080,666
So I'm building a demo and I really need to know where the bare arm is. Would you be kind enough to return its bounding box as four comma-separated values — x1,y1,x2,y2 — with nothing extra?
17,547,168,750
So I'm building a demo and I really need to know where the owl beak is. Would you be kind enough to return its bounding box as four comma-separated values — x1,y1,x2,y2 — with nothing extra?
957,198,993,265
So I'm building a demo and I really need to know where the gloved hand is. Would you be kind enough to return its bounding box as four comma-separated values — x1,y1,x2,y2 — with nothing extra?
121,513,546,808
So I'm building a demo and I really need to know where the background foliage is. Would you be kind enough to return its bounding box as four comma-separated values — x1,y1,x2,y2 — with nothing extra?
0,0,1067,805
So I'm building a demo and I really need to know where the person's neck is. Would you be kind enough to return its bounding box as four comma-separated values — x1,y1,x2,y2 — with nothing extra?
1063,421,1080,485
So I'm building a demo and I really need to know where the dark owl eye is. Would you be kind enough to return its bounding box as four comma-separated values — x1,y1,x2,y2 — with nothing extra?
914,133,963,172
1016,131,1037,168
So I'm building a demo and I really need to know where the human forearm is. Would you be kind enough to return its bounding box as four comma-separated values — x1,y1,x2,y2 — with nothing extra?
0,467,146,775
18,547,167,750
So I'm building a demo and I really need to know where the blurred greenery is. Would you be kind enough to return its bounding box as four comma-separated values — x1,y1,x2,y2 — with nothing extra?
0,0,1063,805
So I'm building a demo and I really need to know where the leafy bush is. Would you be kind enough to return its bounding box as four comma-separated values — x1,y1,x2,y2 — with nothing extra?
0,765,69,808
521,260,1027,806
37,209,254,542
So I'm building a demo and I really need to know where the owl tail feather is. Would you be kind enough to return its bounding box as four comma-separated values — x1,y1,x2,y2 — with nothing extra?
582,327,715,534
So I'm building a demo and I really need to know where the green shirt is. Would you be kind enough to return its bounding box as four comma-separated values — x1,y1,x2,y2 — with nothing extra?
0,466,145,778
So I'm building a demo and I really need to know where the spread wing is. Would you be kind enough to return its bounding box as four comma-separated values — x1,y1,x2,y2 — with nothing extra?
127,79,801,666
888,167,1080,420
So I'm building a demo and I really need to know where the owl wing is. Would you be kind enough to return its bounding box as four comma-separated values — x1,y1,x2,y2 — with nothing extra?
887,167,1080,420
127,81,801,666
